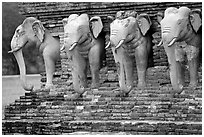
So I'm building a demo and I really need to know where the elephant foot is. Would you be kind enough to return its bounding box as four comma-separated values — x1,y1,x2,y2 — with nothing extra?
189,82,198,90
65,93,83,100
173,84,184,95
125,85,133,94
137,82,146,90
45,83,54,90
41,87,50,92
116,91,129,97
91,83,100,89
74,86,86,96
116,85,132,97
22,84,34,91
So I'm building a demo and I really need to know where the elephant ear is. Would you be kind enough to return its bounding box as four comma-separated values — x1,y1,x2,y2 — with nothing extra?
62,18,68,26
137,13,152,36
157,12,164,23
190,9,202,33
107,16,115,24
32,20,45,42
90,16,103,38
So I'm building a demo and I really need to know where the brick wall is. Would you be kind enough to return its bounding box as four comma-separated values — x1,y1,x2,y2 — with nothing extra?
17,2,202,87
18,2,202,68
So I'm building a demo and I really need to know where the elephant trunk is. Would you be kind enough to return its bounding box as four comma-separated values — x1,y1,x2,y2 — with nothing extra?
9,31,34,91
13,49,34,91
118,60,133,94
68,31,89,51
161,26,178,47
110,26,127,50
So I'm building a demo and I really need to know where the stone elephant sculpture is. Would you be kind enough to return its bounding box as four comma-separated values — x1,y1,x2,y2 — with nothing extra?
9,17,60,91
158,7,202,91
62,13,105,96
106,11,152,94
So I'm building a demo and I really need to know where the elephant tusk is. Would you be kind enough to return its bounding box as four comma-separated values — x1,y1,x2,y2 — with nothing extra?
69,42,78,51
105,42,111,49
60,45,65,51
115,39,125,49
8,46,23,53
8,49,16,53
157,40,163,47
168,38,177,47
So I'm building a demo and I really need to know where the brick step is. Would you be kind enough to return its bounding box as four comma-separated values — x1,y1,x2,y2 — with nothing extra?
2,84,202,135
2,120,202,135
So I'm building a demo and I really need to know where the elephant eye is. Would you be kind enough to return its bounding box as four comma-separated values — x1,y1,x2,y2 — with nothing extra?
16,30,25,37
33,27,38,32
19,31,25,37
16,29,20,33
64,33,69,38
138,21,142,26
78,26,83,32
177,19,183,25
124,19,130,27
16,29,20,36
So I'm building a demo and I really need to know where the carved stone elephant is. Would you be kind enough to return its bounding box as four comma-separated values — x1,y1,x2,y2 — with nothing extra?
62,14,105,96
106,11,152,94
158,7,202,91
9,17,60,91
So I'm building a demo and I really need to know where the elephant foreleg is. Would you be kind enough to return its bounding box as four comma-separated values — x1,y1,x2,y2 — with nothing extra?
135,45,148,89
188,58,198,87
176,61,185,88
187,46,199,88
88,45,100,89
43,51,55,89
122,57,133,93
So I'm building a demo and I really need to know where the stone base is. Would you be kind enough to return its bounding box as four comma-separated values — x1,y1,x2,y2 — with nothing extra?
2,82,202,135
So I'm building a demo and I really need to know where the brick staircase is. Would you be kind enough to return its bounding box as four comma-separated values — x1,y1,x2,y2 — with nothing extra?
2,67,202,135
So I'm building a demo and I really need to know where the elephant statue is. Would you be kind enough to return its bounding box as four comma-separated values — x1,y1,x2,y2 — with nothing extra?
62,13,105,96
9,17,60,91
158,7,202,92
106,10,152,94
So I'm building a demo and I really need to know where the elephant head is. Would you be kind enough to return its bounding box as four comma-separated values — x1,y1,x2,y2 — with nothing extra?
62,13,103,51
8,17,46,91
158,7,202,46
106,10,152,49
